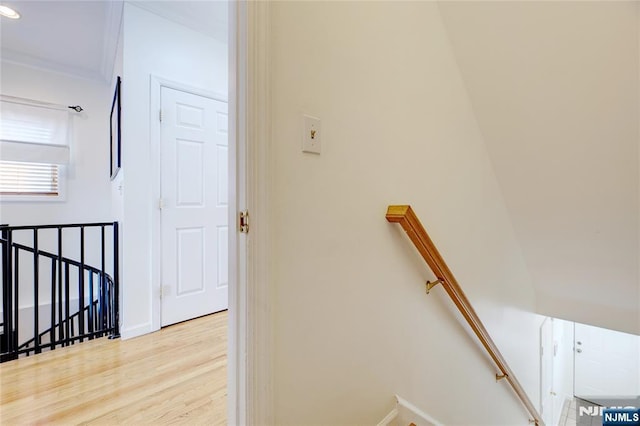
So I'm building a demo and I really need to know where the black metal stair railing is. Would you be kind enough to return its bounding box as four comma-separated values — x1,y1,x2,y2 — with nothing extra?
16,275,115,356
0,222,119,362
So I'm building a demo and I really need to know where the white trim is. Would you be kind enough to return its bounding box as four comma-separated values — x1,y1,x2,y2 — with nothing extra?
376,408,399,426
149,75,228,333
0,52,109,84
100,1,124,83
540,317,549,419
378,395,444,426
396,395,444,426
247,2,272,424
228,1,242,423
120,322,153,340
229,1,272,425
151,76,227,105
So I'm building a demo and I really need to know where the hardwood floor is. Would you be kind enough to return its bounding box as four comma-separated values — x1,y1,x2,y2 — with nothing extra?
0,311,227,425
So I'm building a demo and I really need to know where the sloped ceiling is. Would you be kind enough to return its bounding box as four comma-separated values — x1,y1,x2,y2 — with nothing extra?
439,2,639,334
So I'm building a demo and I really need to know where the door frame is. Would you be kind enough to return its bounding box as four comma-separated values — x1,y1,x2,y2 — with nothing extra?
149,76,227,332
228,1,273,425
539,317,554,425
149,2,273,424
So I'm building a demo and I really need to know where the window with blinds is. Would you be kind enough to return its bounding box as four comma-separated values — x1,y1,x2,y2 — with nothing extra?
0,161,60,196
0,97,69,200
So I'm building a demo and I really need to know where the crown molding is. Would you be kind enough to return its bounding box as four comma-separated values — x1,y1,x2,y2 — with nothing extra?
100,0,124,83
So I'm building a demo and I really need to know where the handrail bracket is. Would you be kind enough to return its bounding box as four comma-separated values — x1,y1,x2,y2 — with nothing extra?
496,373,508,381
425,279,444,294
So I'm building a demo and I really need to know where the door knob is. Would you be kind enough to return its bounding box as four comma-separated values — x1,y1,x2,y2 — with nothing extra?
576,341,582,345
576,348,582,353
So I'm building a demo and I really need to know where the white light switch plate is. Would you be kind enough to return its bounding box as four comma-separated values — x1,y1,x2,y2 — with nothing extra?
302,115,321,154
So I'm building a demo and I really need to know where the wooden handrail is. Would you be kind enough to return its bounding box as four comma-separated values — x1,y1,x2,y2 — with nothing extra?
386,205,543,426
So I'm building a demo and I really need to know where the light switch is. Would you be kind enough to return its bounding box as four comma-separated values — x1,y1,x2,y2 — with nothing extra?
302,115,321,154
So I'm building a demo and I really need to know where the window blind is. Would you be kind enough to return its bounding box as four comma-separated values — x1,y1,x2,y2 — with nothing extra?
0,98,69,198
0,98,70,164
0,99,68,145
0,160,59,196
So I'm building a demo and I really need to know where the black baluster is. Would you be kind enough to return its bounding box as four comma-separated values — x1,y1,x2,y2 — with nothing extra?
100,226,105,336
93,286,98,334
1,230,7,360
106,277,112,331
3,229,15,361
101,273,107,335
57,228,63,347
88,272,94,339
78,227,84,342
64,263,70,347
50,258,56,350
70,315,75,344
33,229,40,354
13,247,19,359
1,229,8,359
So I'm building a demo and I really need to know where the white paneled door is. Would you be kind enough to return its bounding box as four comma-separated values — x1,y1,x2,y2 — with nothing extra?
574,322,640,398
160,87,228,327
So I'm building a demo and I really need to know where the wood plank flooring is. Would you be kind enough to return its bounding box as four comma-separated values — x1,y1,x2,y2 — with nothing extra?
0,311,227,425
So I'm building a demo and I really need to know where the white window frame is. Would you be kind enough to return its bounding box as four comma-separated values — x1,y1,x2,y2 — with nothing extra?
0,161,67,202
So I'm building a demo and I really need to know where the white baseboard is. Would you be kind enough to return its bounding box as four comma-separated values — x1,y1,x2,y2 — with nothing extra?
377,395,444,426
120,322,153,340
377,407,400,426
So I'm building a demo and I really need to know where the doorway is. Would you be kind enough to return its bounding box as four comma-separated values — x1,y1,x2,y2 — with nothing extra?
158,86,229,326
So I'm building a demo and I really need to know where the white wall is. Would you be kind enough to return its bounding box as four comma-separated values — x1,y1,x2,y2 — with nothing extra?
438,2,639,335
111,13,124,218
119,4,227,338
0,62,113,226
270,2,543,424
0,62,115,321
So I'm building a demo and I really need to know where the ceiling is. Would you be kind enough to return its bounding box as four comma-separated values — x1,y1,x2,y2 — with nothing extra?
0,1,122,82
439,2,639,334
0,0,227,83
129,1,228,43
